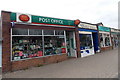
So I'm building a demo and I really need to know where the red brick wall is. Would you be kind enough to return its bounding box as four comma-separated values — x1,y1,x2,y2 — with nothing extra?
12,54,67,71
2,11,83,73
100,46,113,51
1,11,69,73
2,11,12,73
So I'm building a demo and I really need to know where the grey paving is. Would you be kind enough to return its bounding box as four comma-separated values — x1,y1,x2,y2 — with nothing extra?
2,48,118,78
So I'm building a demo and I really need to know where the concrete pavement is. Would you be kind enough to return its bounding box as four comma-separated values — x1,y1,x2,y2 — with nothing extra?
2,48,118,78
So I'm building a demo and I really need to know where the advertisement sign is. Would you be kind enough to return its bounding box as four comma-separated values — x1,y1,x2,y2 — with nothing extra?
111,28,119,33
10,12,75,27
98,26,110,32
78,23,97,30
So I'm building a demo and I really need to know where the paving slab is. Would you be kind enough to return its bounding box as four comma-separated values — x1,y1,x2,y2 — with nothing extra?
2,48,118,78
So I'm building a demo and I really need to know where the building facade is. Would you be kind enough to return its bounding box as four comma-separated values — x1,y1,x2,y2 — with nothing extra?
2,11,80,72
78,22,100,57
97,24,112,51
111,28,119,49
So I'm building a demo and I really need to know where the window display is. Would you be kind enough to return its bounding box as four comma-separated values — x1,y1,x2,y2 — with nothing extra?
12,36,43,60
44,36,65,55
105,34,110,46
12,28,66,61
79,34,92,49
99,33,111,47
100,33,104,47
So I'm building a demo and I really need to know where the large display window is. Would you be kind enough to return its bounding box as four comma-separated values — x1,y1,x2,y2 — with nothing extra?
99,33,111,47
79,34,92,49
44,36,65,55
12,28,66,61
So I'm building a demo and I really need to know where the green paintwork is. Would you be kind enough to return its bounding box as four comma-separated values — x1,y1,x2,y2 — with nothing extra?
98,26,110,32
10,12,75,26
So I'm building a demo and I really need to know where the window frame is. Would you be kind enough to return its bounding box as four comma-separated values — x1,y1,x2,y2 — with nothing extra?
11,28,67,61
100,33,112,47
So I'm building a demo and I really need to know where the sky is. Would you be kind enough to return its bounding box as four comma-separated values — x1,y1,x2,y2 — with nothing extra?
0,0,119,29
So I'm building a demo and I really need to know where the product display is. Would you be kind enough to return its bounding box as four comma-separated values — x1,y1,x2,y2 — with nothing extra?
44,36,66,55
99,33,111,47
12,29,66,60
12,36,43,60
79,34,92,50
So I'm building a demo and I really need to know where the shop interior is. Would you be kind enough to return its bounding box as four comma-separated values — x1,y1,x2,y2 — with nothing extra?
79,30,99,57
12,28,77,61
12,28,66,61
99,33,111,48
66,31,77,58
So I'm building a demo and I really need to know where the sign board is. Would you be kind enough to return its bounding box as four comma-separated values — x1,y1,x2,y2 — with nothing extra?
10,12,75,27
78,23,97,30
111,28,119,33
98,26,110,32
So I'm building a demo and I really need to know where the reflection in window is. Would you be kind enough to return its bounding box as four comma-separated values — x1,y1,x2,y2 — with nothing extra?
100,33,104,47
29,29,42,35
55,30,64,35
99,33,111,47
105,37,110,46
44,30,54,35
12,28,28,35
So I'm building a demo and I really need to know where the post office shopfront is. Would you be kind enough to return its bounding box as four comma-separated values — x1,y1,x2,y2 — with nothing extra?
78,22,99,57
111,28,119,49
2,11,80,72
98,26,112,51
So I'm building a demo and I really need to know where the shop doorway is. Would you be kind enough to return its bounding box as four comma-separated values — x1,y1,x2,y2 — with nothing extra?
79,32,95,57
66,31,77,58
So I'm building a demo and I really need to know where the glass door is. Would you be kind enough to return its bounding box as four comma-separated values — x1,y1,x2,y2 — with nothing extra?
66,31,77,57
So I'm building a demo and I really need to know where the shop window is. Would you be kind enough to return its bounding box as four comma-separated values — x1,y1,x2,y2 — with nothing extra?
55,30,64,35
100,33,111,47
44,36,66,55
80,34,92,49
43,30,54,35
12,29,66,61
100,33,104,47
12,28,28,35
12,36,43,60
105,36,110,46
29,29,42,35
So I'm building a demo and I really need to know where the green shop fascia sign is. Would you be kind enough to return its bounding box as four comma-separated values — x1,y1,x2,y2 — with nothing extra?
98,26,110,32
10,12,75,27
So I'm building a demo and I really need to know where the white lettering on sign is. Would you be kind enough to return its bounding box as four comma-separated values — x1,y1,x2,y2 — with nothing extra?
78,23,97,30
39,18,50,23
39,18,63,24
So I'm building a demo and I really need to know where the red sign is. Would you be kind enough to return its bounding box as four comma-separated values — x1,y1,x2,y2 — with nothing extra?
19,14,30,22
37,51,43,56
74,19,80,25
61,48,66,53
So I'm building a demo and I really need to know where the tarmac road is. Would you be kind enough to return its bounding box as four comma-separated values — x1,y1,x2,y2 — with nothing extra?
2,48,118,78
